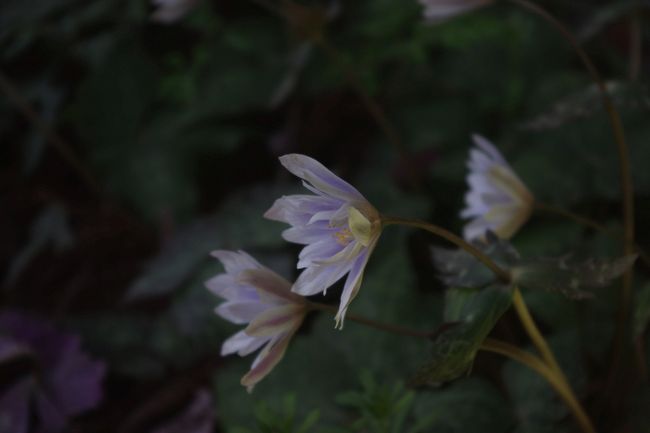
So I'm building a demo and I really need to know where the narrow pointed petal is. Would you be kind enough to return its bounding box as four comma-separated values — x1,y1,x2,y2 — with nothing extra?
237,269,301,304
221,330,268,357
279,154,365,201
241,333,293,392
292,260,353,296
244,304,305,337
211,250,262,274
215,301,267,324
334,247,371,328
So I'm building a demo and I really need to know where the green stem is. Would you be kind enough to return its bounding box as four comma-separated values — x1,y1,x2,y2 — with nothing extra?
482,338,596,433
512,288,561,372
382,216,511,284
309,302,596,432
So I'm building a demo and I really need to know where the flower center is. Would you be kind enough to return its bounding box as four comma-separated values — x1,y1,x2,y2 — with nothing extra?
333,228,354,245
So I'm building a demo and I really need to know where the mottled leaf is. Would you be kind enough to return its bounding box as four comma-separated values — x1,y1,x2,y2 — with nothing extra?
411,285,513,386
511,255,637,299
431,232,519,289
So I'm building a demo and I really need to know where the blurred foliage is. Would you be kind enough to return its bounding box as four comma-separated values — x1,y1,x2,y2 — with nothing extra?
1,0,650,432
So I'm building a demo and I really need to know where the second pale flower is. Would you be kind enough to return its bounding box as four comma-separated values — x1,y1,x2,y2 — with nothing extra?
460,134,534,241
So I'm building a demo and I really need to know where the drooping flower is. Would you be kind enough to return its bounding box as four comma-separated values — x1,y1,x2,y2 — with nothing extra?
0,311,106,433
418,0,492,23
264,154,381,328
460,134,534,241
151,0,200,24
206,250,307,392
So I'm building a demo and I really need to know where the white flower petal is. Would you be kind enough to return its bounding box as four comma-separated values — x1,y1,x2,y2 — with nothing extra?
215,300,267,325
221,330,268,357
460,135,533,240
335,248,372,329
292,260,354,296
241,332,293,392
279,154,365,202
245,304,305,337
211,250,262,275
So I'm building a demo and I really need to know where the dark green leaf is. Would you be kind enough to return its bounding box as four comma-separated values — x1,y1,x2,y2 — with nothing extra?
431,233,519,289
411,284,513,385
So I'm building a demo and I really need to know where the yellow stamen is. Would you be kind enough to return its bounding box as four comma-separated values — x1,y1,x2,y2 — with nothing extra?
334,228,354,245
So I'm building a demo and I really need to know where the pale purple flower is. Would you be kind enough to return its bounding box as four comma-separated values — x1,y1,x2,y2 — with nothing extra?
461,134,534,241
0,311,106,433
418,0,492,23
151,0,200,24
265,154,381,328
206,250,307,392
150,389,214,433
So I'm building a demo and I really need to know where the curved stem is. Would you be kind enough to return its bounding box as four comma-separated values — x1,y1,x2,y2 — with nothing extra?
481,338,596,433
534,201,650,267
307,302,436,339
534,202,608,233
512,287,561,372
309,303,595,432
382,216,511,284
508,0,635,337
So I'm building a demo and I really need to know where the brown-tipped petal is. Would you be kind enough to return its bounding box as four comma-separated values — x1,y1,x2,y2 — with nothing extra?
241,333,293,392
244,304,305,338
237,269,303,304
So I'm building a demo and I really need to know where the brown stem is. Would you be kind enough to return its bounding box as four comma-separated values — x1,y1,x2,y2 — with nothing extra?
534,201,650,268
308,301,437,339
382,216,511,284
509,0,635,389
482,338,596,433
0,70,101,195
629,9,641,81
